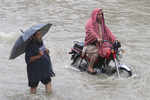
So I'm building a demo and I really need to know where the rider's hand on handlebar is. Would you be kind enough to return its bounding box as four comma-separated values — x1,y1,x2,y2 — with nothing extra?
97,38,102,42
97,38,103,45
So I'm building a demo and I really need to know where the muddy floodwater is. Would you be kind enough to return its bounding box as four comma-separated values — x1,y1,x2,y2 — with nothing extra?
0,0,150,100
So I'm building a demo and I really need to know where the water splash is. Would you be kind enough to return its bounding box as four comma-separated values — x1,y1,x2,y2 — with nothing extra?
0,31,20,44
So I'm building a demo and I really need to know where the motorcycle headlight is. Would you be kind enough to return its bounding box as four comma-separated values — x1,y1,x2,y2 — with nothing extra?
121,49,125,54
118,48,125,59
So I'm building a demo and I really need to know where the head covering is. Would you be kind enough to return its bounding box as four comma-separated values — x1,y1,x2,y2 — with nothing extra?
84,8,116,46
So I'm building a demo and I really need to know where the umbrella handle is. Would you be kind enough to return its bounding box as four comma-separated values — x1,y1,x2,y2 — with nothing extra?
20,29,24,33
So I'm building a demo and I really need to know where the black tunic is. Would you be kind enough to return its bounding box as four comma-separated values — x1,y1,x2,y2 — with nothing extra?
25,40,55,82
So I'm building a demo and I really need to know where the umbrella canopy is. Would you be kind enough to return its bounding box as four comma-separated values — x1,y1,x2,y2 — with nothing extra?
9,23,52,60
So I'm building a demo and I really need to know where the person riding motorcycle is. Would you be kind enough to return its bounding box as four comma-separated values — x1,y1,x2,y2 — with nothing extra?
82,8,118,74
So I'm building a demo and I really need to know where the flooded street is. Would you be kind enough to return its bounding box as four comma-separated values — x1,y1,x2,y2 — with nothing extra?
0,0,150,100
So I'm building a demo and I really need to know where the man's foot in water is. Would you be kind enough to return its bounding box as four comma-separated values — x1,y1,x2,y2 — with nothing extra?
45,82,52,94
30,87,37,94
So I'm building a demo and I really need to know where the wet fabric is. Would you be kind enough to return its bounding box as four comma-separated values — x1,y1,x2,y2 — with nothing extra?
29,76,51,88
83,45,98,60
84,8,116,57
25,40,55,83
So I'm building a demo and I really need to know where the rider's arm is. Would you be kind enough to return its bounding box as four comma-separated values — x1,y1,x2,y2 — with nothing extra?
87,25,101,41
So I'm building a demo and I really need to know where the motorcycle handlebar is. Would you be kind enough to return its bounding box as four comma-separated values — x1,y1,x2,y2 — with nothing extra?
101,40,121,49
102,40,113,44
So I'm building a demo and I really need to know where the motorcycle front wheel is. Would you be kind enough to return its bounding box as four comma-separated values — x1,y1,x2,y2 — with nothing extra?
110,60,132,78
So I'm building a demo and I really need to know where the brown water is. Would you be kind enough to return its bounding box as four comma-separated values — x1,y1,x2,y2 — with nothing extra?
0,0,150,100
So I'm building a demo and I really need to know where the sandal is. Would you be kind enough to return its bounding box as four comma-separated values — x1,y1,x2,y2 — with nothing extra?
87,70,97,75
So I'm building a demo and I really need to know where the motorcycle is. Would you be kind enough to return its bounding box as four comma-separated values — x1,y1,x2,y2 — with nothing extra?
69,40,132,77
